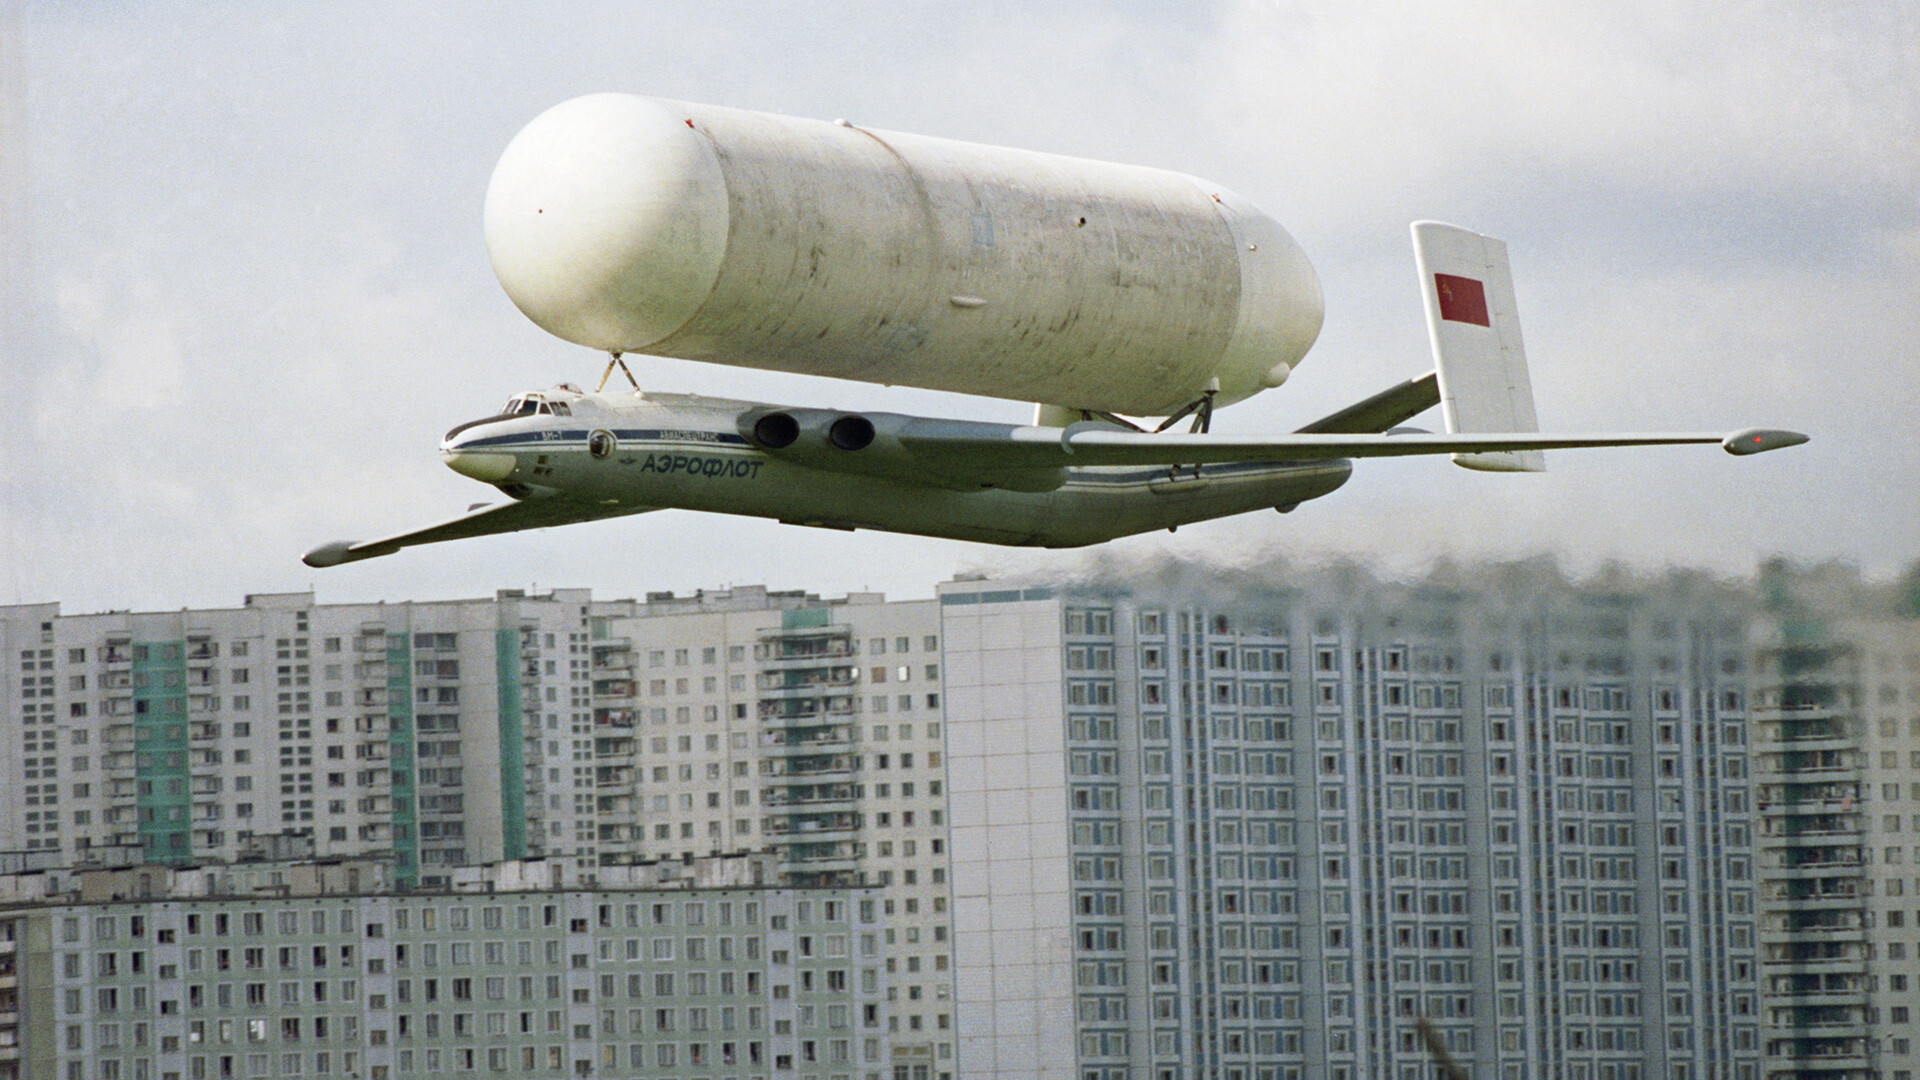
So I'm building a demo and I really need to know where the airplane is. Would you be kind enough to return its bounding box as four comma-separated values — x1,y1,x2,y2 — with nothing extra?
302,224,1804,568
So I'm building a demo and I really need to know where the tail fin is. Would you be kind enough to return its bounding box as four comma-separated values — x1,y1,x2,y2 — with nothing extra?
1411,222,1544,472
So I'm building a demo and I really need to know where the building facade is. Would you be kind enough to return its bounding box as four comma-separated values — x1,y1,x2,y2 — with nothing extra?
12,561,1917,1080
1752,563,1920,1080
587,590,957,1078
0,855,886,1080
3,587,958,1079
0,590,644,888
940,565,1764,1080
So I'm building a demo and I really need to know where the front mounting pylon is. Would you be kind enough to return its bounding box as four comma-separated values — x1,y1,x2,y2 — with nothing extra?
596,352,641,392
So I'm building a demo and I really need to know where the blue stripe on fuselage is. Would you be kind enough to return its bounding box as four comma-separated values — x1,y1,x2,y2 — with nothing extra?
454,429,753,450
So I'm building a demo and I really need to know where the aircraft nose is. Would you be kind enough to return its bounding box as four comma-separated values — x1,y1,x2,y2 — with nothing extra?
440,428,518,483
443,448,518,483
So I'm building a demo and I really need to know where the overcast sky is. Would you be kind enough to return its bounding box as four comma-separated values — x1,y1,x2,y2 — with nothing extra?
3,1,1914,613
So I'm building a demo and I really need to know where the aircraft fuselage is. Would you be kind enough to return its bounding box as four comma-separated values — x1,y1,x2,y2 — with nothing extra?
442,386,1350,547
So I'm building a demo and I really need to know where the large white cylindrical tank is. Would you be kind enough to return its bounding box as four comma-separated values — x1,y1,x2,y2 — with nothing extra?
485,93,1322,417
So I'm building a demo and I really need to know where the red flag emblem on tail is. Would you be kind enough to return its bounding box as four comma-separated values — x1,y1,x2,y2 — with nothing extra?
1434,274,1490,327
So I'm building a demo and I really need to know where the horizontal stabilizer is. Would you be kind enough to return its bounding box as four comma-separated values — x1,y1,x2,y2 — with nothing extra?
1296,372,1441,435
1412,222,1543,472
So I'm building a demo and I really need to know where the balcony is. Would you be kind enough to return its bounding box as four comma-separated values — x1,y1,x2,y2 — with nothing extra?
1758,820,1861,845
594,709,635,728
1763,1039,1868,1070
780,838,861,867
595,765,635,788
1765,938,1863,960
759,727,856,754
1755,750,1857,778
591,647,634,672
759,642,857,666
1767,914,1863,936
765,811,862,838
594,735,635,756
759,699,858,723
757,669,858,695
762,783,858,808
763,755,857,780
1767,975,1866,1006
592,679,635,698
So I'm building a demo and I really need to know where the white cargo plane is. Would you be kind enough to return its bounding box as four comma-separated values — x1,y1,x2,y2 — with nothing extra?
302,223,1802,568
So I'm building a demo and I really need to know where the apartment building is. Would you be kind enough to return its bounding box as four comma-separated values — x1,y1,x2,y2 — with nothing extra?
19,561,1915,1080
587,590,956,1079
0,854,886,1080
939,565,1764,1080
1751,564,1920,1080
2,587,959,1079
0,590,659,889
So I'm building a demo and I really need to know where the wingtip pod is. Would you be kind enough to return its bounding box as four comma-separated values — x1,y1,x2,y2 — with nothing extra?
302,541,399,568
1722,429,1809,456
302,542,355,568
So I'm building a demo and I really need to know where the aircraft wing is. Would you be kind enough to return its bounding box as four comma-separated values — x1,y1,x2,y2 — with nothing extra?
303,497,656,567
890,422,1807,472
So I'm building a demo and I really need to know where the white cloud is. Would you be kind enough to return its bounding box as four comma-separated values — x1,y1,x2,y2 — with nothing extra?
43,269,189,428
1207,0,1917,230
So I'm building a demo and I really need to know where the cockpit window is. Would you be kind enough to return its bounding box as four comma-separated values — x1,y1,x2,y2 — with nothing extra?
551,402,571,417
501,396,549,417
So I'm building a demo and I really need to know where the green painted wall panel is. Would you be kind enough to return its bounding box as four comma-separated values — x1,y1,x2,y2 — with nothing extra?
386,634,417,889
496,629,527,860
132,640,191,863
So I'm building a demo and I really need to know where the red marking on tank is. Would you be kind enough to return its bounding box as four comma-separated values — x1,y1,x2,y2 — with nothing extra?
1434,274,1490,326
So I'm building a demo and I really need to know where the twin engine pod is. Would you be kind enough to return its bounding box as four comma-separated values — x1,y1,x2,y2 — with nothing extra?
748,410,874,453
736,407,1063,493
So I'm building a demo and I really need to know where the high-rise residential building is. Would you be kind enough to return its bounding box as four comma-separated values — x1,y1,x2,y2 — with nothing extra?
3,586,960,1079
1751,565,1920,1080
0,853,887,1080
939,564,1764,1080
587,589,957,1078
0,590,646,889
17,560,1913,1080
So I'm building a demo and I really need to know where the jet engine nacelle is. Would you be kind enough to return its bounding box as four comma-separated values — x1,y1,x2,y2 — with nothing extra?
485,94,1323,417
737,407,1066,494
